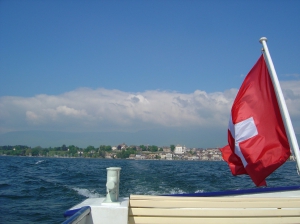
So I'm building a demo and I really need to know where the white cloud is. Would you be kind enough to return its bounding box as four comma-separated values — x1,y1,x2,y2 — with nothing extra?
26,111,40,122
0,81,300,135
280,81,300,133
283,73,300,79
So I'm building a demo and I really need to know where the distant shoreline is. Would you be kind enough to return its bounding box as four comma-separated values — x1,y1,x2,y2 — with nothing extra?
0,154,226,162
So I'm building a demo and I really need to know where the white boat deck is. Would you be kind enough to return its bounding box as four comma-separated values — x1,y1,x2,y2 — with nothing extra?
64,189,300,224
128,194,300,224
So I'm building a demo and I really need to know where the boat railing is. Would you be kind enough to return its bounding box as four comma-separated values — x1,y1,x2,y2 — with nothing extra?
62,206,91,224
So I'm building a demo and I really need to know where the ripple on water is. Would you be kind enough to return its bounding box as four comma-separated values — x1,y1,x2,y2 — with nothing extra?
0,157,299,224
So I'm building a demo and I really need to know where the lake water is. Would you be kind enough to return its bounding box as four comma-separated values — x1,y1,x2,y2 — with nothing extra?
1,156,299,223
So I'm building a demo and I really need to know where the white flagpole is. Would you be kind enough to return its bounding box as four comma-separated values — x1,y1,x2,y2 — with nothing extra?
259,37,300,173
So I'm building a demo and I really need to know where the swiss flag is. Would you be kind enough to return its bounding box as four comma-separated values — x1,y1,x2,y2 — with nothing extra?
220,55,290,187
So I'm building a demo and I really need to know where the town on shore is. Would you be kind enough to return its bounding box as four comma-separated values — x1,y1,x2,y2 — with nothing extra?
0,144,224,161
0,143,295,161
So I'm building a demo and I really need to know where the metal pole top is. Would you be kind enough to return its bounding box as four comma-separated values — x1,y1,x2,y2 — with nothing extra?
259,37,267,43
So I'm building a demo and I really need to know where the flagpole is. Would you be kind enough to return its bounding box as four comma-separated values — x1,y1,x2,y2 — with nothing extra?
259,37,300,173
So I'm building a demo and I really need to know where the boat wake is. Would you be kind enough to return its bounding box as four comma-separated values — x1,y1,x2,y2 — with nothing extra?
72,187,102,198
35,160,45,165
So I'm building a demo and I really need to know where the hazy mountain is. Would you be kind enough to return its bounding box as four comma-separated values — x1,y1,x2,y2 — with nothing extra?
0,127,227,149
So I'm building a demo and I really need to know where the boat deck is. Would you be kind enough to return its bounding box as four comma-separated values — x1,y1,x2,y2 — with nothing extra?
63,186,300,224
129,195,300,224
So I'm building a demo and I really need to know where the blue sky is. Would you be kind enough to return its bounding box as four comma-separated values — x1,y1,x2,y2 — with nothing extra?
0,1,300,148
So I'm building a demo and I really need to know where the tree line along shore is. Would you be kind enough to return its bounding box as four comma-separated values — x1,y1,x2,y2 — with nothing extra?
0,144,228,161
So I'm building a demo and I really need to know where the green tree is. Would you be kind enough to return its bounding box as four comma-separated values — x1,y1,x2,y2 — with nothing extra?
149,145,158,152
25,149,32,156
84,145,95,153
170,145,175,152
68,145,78,155
99,145,112,152
139,145,147,151
54,146,61,151
98,150,106,158
105,145,112,151
61,144,68,151
116,148,135,159
39,148,49,156
31,148,40,156
99,145,106,151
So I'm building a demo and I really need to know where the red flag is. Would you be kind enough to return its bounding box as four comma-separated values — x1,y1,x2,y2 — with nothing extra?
220,55,290,187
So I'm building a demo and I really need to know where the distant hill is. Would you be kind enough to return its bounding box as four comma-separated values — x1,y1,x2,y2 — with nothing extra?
1,129,298,149
0,127,227,148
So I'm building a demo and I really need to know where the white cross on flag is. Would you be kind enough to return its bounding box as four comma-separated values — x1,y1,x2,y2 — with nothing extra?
220,55,290,187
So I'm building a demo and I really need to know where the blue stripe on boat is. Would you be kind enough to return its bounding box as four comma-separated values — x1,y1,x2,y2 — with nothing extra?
63,206,90,218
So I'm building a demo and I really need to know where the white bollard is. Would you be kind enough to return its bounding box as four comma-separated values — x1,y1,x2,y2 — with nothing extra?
104,167,121,203
68,166,128,224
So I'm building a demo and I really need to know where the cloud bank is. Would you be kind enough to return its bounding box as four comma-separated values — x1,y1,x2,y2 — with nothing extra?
0,80,299,147
0,88,236,133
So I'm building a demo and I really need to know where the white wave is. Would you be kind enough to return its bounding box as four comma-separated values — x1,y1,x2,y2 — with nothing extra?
195,189,204,193
73,187,101,198
35,160,44,164
168,188,185,194
131,182,188,195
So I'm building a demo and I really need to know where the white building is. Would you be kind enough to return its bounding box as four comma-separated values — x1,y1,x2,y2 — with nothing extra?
174,145,186,155
136,154,145,160
160,154,166,160
163,147,171,153
166,153,173,160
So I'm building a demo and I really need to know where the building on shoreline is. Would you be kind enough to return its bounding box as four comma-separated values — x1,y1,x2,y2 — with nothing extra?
119,145,223,161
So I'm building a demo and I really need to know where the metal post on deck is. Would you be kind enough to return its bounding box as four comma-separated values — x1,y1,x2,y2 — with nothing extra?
104,167,121,203
259,37,300,173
